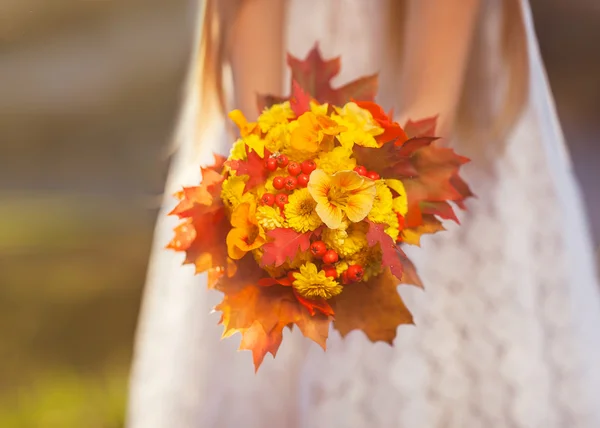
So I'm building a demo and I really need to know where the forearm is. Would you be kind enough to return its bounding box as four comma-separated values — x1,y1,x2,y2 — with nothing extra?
399,0,481,136
228,0,285,119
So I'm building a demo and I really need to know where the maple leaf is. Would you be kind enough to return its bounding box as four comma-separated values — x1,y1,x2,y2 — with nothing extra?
257,44,378,112
332,268,414,343
169,168,225,218
401,214,445,246
420,201,459,223
215,263,331,370
397,247,424,288
365,220,404,281
290,80,312,117
260,228,312,267
354,100,408,145
404,116,439,138
225,146,271,191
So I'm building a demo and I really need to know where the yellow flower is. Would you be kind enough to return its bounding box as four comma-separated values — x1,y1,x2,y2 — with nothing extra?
317,146,356,174
310,101,329,116
332,102,384,149
229,138,247,161
256,205,286,230
258,101,295,132
226,201,266,260
307,169,377,229
229,110,259,137
292,262,342,300
264,124,289,154
284,188,323,233
322,221,368,258
221,175,252,210
386,179,408,215
368,181,394,223
290,111,345,156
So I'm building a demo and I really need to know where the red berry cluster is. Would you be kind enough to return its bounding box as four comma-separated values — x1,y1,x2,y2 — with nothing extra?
308,240,364,284
262,155,318,209
353,165,380,180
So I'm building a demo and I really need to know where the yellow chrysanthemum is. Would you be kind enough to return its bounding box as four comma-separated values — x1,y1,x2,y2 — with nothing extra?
332,102,384,149
256,205,286,230
308,169,376,229
347,246,383,281
317,146,356,174
292,262,342,300
368,181,394,223
229,138,247,161
310,101,329,116
264,124,289,154
284,188,322,233
258,101,295,132
322,221,368,258
386,179,408,215
221,175,252,210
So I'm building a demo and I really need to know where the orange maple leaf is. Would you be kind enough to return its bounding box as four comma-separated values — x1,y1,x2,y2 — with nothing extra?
401,214,445,246
215,258,331,370
332,268,414,343
354,100,409,146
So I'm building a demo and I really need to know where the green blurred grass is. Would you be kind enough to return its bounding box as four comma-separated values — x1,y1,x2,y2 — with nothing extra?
0,192,156,427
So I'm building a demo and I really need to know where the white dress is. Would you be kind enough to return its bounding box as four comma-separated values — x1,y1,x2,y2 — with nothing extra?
127,1,600,427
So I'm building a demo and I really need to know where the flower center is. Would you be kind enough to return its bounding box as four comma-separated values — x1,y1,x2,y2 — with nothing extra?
245,225,259,245
327,185,348,208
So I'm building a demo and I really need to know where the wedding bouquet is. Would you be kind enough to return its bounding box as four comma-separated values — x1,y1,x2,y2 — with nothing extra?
168,46,472,369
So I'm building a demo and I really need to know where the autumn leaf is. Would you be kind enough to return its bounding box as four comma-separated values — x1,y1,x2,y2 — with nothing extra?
332,268,414,343
215,263,331,370
225,146,271,192
404,116,438,138
290,80,312,117
257,44,378,112
169,168,225,218
397,247,424,288
365,220,404,281
401,214,445,246
260,228,313,267
420,201,459,223
354,100,408,145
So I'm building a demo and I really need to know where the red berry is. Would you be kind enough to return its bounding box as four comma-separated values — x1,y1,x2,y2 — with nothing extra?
310,241,327,258
265,157,278,171
301,159,317,174
346,264,364,282
297,173,310,187
287,161,302,176
261,193,275,206
276,154,289,168
354,165,367,176
284,176,298,191
322,250,339,265
287,270,298,282
366,171,380,180
322,265,338,279
275,193,288,208
273,176,285,190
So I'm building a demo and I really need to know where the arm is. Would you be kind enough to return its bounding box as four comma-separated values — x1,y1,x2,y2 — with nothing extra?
398,0,481,138
228,0,286,119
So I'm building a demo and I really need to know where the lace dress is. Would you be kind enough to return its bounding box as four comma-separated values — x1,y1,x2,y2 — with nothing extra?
127,1,600,427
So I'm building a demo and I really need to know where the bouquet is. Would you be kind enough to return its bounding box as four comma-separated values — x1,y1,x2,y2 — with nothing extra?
168,45,473,369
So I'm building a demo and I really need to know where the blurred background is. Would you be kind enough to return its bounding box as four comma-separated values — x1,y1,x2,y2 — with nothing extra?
0,1,598,426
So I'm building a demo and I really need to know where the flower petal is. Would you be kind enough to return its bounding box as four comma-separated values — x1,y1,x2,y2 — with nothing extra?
316,203,345,229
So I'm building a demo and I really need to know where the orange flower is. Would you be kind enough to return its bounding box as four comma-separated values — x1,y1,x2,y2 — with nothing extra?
290,111,345,155
307,169,377,229
226,201,266,259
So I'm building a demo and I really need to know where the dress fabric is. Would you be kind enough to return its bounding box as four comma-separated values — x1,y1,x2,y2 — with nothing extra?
127,1,600,427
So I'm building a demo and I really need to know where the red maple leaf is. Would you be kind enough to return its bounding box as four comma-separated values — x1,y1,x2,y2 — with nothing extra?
354,100,409,146
404,116,438,138
290,80,312,117
365,220,404,281
260,228,312,267
257,43,378,113
225,146,270,192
